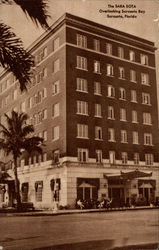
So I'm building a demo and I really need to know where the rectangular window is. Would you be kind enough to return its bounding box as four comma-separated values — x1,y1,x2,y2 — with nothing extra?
141,73,149,85
43,47,47,58
43,109,47,119
145,154,153,165
108,128,115,142
120,108,126,121
94,39,100,51
129,50,135,61
43,130,47,141
35,181,43,202
142,93,151,105
140,54,148,65
20,101,26,112
119,88,126,100
36,47,47,63
76,78,88,92
108,106,115,119
94,82,101,95
130,70,137,82
52,80,60,95
77,34,87,48
53,59,60,73
106,43,112,55
77,124,88,138
53,37,60,51
121,152,128,164
13,89,18,100
144,133,152,145
96,150,102,163
52,103,60,117
121,130,127,143
94,60,100,73
53,150,60,163
38,47,47,63
95,103,102,117
109,151,115,164
95,126,102,140
118,47,124,58
132,131,139,144
143,113,152,125
52,126,59,141
108,85,115,98
134,153,140,165
77,101,88,115
42,88,47,98
131,90,137,102
76,56,87,70
38,154,42,164
132,110,138,123
119,67,125,79
43,68,47,78
106,64,114,76
20,159,25,168
78,148,88,162
43,153,47,162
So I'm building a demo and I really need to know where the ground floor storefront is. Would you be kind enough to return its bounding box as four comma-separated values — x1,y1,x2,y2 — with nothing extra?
1,162,159,209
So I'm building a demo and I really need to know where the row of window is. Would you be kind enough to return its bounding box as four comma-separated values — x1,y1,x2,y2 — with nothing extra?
20,149,154,167
77,56,151,84
77,79,151,105
0,77,16,94
0,35,60,95
77,34,149,65
20,152,48,167
78,148,154,166
27,109,47,126
0,58,150,107
0,66,47,96
77,124,153,145
31,123,153,146
35,36,60,65
0,103,152,136
77,101,152,124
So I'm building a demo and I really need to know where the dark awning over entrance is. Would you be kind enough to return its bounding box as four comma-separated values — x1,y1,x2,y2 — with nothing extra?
0,171,13,184
104,169,152,181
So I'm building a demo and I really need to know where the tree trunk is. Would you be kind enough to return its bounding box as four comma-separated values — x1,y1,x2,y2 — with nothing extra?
13,156,21,211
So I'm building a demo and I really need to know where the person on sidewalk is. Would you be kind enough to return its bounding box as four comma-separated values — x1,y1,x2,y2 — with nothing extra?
77,199,84,209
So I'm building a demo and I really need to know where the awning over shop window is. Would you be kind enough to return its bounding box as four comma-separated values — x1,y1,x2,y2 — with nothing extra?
138,179,156,189
0,171,13,183
79,182,96,188
77,178,100,189
104,169,152,181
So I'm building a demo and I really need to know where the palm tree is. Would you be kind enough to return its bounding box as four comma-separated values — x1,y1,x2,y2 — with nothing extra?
0,0,50,91
0,110,44,210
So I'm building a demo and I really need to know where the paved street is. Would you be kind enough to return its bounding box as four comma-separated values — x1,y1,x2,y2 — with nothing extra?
0,209,159,250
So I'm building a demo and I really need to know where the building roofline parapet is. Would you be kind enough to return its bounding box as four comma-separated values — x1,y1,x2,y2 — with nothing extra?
0,12,157,79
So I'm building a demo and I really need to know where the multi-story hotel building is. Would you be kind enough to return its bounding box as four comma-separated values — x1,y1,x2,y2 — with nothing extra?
0,13,159,209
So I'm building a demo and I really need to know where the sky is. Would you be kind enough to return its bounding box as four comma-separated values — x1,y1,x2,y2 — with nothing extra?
1,0,159,93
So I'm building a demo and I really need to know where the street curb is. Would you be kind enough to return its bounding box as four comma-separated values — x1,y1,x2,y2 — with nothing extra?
0,206,159,217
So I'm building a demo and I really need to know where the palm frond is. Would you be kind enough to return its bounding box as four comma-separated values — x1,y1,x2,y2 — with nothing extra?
23,136,44,154
0,22,34,91
14,0,50,29
0,139,11,155
0,122,11,138
1,0,49,29
21,124,34,137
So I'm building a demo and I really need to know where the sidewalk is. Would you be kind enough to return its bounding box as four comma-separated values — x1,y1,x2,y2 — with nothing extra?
0,205,158,216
